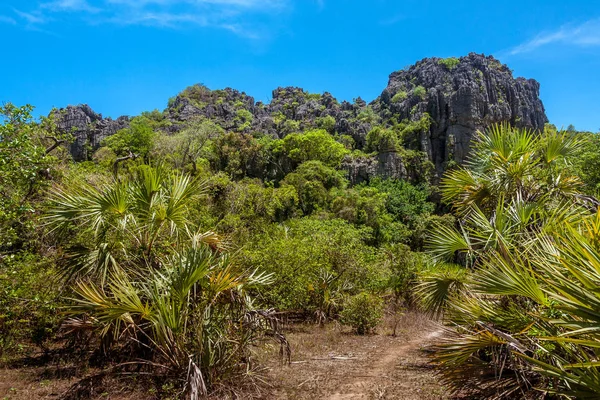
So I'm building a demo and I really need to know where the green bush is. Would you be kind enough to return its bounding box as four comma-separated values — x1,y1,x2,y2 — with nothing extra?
102,116,155,158
340,292,384,335
391,91,408,103
412,86,427,100
438,57,460,70
316,115,336,133
238,217,385,315
281,129,349,168
0,253,62,357
365,126,399,153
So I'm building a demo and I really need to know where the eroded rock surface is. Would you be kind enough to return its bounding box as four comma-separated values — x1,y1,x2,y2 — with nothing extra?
54,53,547,176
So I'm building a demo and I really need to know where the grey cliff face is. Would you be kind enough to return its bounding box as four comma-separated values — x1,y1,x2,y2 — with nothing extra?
373,53,548,174
54,53,547,180
54,105,129,161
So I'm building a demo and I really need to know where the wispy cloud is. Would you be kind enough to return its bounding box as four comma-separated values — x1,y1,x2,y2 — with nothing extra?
6,0,289,38
41,0,101,13
510,18,600,55
13,9,49,25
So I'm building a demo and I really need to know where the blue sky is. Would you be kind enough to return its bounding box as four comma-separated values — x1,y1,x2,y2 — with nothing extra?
1,0,599,131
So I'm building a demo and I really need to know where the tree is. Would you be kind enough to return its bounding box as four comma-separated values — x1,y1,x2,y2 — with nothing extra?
102,116,155,159
47,165,287,397
280,129,349,168
0,104,61,249
423,123,600,398
152,119,222,174
282,161,347,215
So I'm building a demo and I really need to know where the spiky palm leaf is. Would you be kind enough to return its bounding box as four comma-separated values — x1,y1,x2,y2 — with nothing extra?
424,124,600,398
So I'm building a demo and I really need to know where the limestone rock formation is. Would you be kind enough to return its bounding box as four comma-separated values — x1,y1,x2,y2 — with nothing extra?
55,53,547,177
372,53,547,174
54,105,129,161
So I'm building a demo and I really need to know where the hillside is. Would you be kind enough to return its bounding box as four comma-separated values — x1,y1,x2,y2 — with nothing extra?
55,53,547,178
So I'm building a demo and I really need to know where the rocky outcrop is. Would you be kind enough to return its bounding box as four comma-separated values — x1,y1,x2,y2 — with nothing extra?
54,53,547,175
54,105,129,160
372,53,548,174
342,151,433,185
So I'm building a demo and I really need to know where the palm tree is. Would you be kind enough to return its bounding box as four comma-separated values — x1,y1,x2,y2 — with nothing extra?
48,165,289,398
423,124,600,398
46,165,207,281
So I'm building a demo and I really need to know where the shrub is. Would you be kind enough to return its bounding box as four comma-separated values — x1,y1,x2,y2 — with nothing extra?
234,109,253,132
392,91,408,103
238,217,385,316
365,126,399,153
366,178,433,224
316,115,336,133
340,292,384,335
438,57,460,70
412,86,427,100
0,253,62,356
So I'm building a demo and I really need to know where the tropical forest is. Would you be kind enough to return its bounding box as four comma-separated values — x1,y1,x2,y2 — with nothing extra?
2,26,600,400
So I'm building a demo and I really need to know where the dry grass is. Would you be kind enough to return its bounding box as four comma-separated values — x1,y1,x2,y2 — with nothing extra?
256,311,449,400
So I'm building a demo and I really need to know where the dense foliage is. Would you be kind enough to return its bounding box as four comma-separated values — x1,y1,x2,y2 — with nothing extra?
424,124,600,398
2,88,599,398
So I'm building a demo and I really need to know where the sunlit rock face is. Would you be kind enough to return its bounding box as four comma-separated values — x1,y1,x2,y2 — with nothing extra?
372,53,547,175
54,53,547,178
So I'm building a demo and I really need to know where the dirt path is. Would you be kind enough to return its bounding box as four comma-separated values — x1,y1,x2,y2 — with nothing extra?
327,330,444,400
262,312,448,400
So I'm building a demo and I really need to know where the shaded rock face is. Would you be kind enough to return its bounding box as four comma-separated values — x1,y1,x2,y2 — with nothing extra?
373,53,548,174
342,151,432,185
342,153,409,185
55,53,547,176
54,105,129,161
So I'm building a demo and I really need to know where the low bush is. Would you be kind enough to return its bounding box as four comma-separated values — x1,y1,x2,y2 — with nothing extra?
340,292,384,335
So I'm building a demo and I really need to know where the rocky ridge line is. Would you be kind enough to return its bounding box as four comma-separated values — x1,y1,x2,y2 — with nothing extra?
54,53,547,179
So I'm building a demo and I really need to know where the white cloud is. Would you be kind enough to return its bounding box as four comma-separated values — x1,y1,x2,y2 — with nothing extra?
510,18,600,55
41,0,101,13
13,9,48,24
7,0,288,38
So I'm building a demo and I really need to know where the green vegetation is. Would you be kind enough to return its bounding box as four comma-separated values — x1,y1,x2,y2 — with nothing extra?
3,85,600,399
103,115,155,158
392,91,408,103
366,126,400,152
438,57,460,70
424,123,600,398
281,129,349,167
340,292,384,334
413,85,427,100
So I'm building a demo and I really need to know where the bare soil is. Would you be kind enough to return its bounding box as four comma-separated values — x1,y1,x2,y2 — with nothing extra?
259,311,448,400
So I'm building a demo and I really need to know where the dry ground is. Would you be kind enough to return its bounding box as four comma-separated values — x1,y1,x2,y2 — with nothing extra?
0,312,447,399
258,311,448,400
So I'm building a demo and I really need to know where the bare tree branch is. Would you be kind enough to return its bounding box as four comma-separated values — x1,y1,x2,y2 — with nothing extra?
45,136,67,154
113,151,139,176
